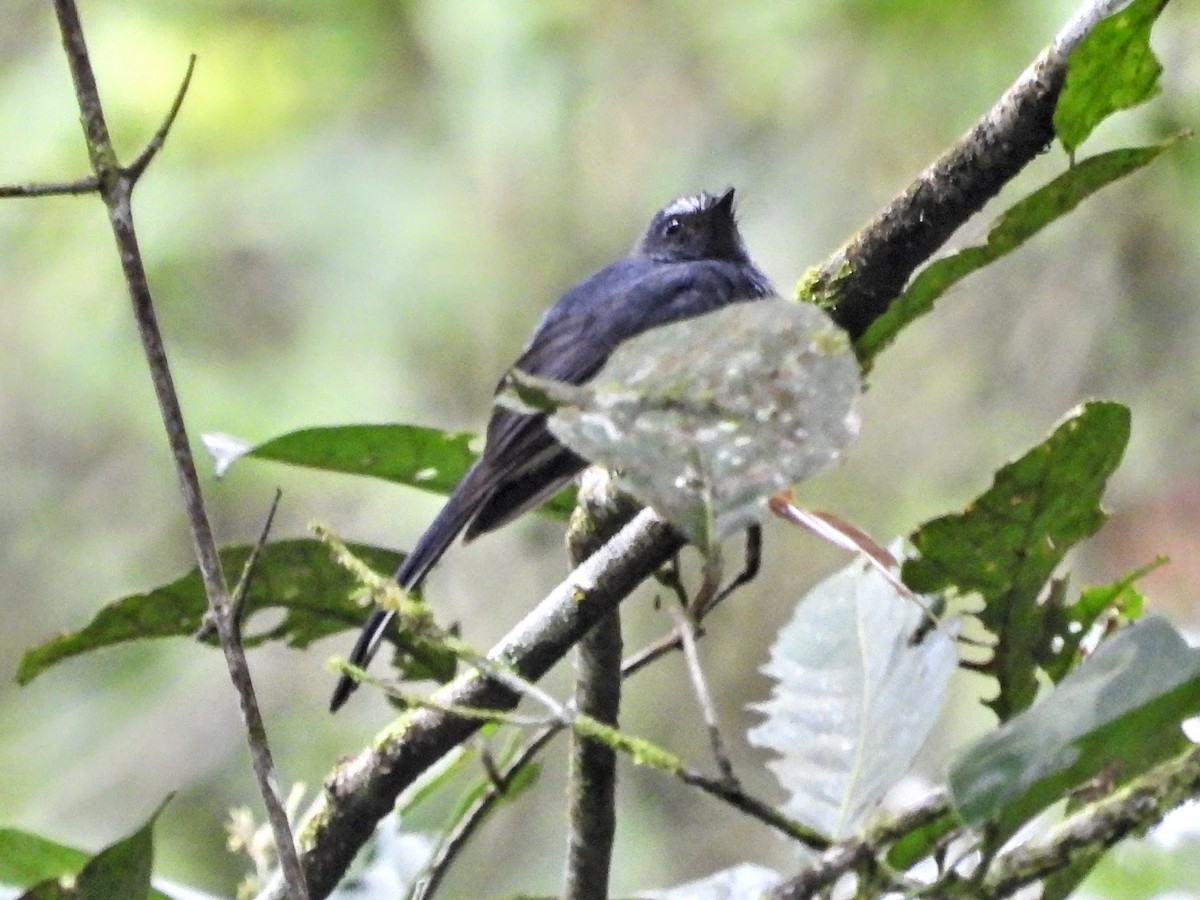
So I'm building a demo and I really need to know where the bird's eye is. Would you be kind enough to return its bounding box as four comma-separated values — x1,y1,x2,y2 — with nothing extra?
664,217,682,236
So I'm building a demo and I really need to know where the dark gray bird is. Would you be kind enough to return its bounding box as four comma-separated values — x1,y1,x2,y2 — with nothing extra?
331,187,773,711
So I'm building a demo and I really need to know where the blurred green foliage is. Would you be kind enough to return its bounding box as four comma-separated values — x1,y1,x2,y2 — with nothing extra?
2,0,1198,896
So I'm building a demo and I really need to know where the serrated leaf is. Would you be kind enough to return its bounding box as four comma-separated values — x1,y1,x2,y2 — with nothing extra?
201,424,577,520
950,616,1200,836
17,540,455,686
857,141,1179,367
748,551,957,839
502,300,861,552
903,401,1130,721
12,800,171,900
1055,0,1167,155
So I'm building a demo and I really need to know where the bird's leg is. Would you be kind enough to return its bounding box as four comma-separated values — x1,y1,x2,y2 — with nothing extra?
700,525,762,619
653,550,690,609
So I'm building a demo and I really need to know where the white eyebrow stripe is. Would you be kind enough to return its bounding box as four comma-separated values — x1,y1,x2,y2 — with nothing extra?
661,194,710,217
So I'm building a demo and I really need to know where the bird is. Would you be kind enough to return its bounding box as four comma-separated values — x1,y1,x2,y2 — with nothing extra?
330,187,774,711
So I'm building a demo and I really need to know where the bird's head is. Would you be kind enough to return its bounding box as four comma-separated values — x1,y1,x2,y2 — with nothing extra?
636,188,749,264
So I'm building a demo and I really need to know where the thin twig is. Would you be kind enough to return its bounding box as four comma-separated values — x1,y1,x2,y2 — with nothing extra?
231,488,285,632
0,174,99,198
671,605,738,788
196,488,283,642
677,766,828,850
410,725,559,900
620,527,761,680
44,4,308,897
126,54,196,183
704,525,762,613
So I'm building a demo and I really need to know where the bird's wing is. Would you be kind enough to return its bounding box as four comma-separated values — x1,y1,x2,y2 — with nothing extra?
467,261,754,537
480,257,770,469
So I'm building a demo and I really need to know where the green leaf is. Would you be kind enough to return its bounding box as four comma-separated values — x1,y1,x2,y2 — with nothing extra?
1041,558,1160,683
1055,0,1167,155
0,830,89,886
10,800,174,900
748,549,957,839
949,616,1200,836
17,540,456,686
885,809,960,871
903,401,1130,721
501,300,861,552
857,140,1179,367
1041,850,1109,900
201,424,576,519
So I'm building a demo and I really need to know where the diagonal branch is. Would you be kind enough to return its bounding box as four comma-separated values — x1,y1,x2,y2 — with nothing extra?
127,54,196,184
811,0,1139,342
260,509,686,900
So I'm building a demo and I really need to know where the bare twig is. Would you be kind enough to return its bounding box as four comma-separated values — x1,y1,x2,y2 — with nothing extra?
618,526,761,683
672,606,737,788
676,766,828,850
40,4,307,897
230,488,285,634
196,487,283,642
0,173,99,198
127,54,196,183
704,525,763,613
410,726,561,900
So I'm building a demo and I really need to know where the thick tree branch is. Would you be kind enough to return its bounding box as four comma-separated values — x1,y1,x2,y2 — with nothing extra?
813,0,1138,341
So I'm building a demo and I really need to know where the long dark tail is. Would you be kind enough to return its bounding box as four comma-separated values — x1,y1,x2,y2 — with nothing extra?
329,461,492,712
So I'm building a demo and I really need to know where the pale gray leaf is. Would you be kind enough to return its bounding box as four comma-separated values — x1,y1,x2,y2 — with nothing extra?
503,299,861,550
748,550,958,840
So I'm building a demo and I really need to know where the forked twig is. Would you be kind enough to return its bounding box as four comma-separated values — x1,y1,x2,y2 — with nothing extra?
8,5,309,896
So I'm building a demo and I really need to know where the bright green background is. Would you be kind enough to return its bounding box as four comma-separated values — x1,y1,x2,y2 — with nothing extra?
2,1,1199,896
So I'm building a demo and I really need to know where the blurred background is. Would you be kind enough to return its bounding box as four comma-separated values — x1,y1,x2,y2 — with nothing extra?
2,1,1198,896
